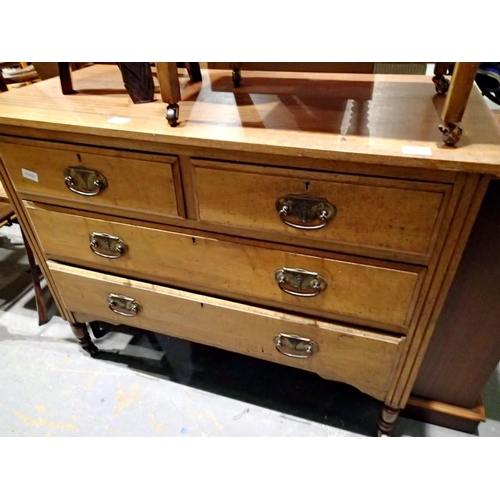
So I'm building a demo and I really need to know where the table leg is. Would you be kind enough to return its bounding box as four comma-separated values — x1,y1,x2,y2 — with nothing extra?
438,62,480,146
185,63,202,83
156,62,181,127
58,62,75,95
377,403,401,437
70,322,98,357
21,229,48,326
433,62,451,94
231,63,242,87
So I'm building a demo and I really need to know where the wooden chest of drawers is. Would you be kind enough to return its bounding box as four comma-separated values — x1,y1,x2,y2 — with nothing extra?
1,65,499,435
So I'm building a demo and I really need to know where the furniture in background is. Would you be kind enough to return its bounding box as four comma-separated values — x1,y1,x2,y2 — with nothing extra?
0,181,48,325
208,62,378,87
0,62,39,92
211,62,481,145
56,63,202,127
52,62,481,143
432,62,480,145
0,65,499,436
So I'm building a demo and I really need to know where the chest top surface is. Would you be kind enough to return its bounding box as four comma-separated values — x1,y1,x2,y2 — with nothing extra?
0,64,499,175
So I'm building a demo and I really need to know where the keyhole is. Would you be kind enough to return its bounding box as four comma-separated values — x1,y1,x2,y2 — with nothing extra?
192,237,196,244
77,154,82,163
305,181,310,191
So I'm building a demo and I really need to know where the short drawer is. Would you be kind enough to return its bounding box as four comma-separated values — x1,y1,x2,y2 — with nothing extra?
27,202,424,331
191,159,451,260
0,141,184,221
48,261,406,402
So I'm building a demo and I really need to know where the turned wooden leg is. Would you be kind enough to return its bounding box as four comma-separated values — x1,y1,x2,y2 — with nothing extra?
439,62,480,146
433,62,451,94
21,229,48,326
71,322,98,357
58,62,75,95
377,404,400,437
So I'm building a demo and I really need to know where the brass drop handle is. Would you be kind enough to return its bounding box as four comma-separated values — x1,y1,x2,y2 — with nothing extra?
90,232,128,259
275,268,327,297
64,166,108,196
274,333,318,359
108,293,142,317
276,194,336,230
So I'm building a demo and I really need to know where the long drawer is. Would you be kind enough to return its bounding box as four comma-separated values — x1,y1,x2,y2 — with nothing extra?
191,159,451,261
0,141,184,221
48,261,406,402
28,202,424,331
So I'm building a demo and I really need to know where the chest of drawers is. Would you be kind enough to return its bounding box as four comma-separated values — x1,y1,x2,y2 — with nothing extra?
1,65,499,435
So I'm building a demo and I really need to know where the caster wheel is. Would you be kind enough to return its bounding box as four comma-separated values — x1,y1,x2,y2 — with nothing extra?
433,75,450,95
166,104,179,127
232,68,241,88
439,123,462,146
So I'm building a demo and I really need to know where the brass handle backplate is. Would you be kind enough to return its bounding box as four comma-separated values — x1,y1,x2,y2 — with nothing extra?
64,166,108,196
274,333,318,359
275,267,327,297
90,232,127,259
108,293,142,317
276,194,336,230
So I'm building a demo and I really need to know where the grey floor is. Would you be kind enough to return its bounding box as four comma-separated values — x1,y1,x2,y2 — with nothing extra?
0,223,499,437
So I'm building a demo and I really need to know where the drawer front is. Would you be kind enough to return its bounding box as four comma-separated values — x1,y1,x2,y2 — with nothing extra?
0,142,183,220
192,160,450,259
48,262,405,401
28,203,423,330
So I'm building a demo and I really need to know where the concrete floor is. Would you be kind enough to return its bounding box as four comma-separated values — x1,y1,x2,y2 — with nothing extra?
1,223,499,437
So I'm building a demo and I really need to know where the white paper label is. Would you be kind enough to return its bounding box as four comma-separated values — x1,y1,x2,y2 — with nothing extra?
402,146,432,156
22,168,39,182
107,116,131,125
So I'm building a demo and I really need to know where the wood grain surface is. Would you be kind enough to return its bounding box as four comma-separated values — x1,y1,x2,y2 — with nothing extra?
26,202,423,331
0,141,184,220
0,65,499,175
48,261,406,402
411,180,500,408
191,158,450,258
